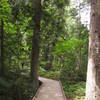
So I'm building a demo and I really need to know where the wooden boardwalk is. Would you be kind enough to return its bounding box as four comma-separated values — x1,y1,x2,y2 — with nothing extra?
33,77,66,100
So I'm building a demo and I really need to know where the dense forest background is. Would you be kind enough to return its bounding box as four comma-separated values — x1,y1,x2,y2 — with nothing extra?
0,0,89,100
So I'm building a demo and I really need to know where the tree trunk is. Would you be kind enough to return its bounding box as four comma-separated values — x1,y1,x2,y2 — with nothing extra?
30,0,41,91
86,1,100,100
45,34,57,70
0,19,4,76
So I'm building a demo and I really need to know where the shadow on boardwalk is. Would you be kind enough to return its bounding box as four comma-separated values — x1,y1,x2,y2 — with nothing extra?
33,77,66,100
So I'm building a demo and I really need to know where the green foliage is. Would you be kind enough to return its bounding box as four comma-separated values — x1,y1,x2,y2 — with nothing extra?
11,77,34,100
0,72,34,100
62,81,86,100
54,32,88,81
0,78,10,88
0,0,11,19
39,1,88,99
55,38,84,55
39,67,60,80
0,0,89,99
0,0,35,99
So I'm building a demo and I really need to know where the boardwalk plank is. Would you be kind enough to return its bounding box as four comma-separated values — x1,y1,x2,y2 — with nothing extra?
33,77,66,100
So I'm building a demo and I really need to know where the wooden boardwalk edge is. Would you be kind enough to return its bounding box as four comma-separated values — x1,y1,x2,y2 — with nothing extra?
59,81,66,100
32,81,43,100
32,77,66,100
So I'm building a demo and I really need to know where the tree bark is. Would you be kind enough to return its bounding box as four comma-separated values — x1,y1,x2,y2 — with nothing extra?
0,19,4,76
86,1,100,100
45,34,57,70
30,0,41,91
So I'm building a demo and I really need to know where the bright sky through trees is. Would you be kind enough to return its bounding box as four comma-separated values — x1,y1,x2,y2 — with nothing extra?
72,0,90,29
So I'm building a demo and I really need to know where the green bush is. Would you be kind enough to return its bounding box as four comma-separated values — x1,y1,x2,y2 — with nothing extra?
0,71,35,100
39,67,60,80
62,81,86,100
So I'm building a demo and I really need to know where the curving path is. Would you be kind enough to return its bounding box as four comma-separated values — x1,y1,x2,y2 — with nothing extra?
33,77,66,100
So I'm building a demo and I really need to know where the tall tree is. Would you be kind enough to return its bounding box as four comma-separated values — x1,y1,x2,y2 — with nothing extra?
86,0,100,100
0,19,4,75
31,0,41,91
